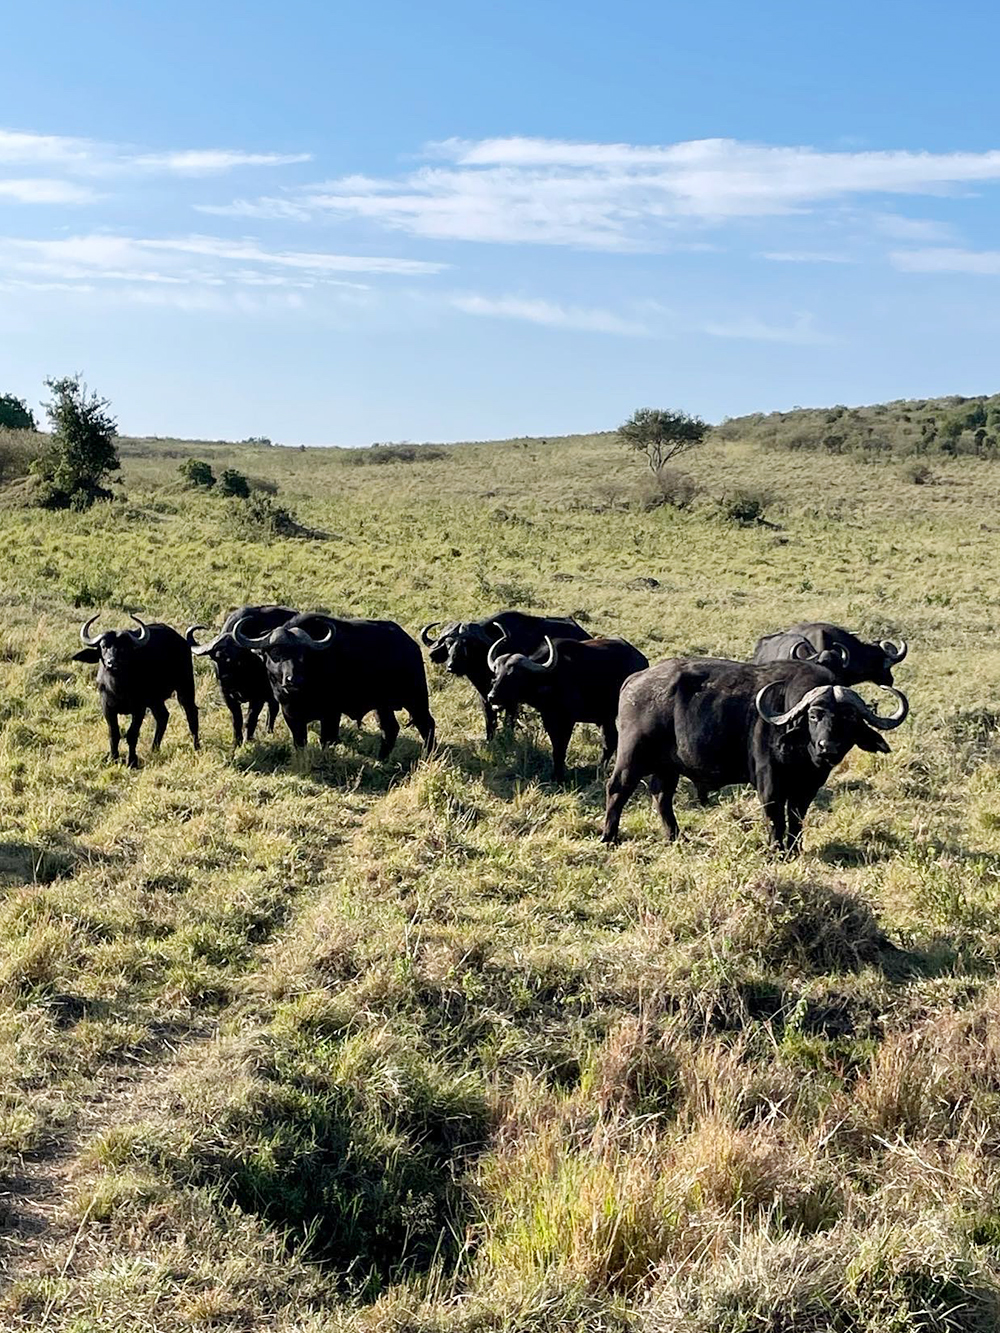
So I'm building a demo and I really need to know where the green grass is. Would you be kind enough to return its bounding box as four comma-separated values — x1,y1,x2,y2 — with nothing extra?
2,425,1000,1329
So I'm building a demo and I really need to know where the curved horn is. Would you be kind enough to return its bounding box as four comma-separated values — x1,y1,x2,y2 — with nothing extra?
290,622,335,650
792,638,818,662
832,684,909,730
486,625,509,674
420,621,441,647
186,624,224,656
128,614,150,646
232,616,275,650
755,682,831,727
79,614,101,647
536,636,558,670
880,638,908,665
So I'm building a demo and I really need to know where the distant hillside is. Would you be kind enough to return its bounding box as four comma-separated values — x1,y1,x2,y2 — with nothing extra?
716,392,1000,458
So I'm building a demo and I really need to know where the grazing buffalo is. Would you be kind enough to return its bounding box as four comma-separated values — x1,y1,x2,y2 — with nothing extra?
486,634,649,780
187,605,297,746
752,622,907,686
73,614,200,767
419,611,591,739
233,612,435,758
602,657,908,851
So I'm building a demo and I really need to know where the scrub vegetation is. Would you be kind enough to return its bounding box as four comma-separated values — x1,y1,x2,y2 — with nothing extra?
2,406,1000,1330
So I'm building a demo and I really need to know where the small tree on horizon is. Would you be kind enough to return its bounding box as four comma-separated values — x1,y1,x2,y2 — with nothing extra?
179,458,216,489
32,375,120,509
0,394,37,431
618,407,709,474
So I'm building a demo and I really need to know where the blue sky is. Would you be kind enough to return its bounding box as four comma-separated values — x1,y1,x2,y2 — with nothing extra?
4,0,1000,444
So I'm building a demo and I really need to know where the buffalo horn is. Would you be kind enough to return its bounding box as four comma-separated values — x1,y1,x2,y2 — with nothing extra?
792,638,818,662
290,622,335,650
486,623,509,674
755,682,830,727
420,621,441,647
186,624,224,656
536,636,558,670
880,638,908,665
79,614,101,647
128,614,150,646
232,617,275,650
832,684,909,730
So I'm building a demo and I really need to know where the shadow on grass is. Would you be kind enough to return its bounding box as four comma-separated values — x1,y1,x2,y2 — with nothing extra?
233,724,429,795
0,837,105,886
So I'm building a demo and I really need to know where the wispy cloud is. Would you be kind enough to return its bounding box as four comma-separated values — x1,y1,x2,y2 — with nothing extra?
451,293,649,335
874,213,956,242
204,136,1000,251
699,312,829,344
890,246,1000,274
760,250,854,264
0,178,97,204
0,127,310,178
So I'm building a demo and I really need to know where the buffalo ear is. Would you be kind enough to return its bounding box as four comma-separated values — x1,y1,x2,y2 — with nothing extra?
855,723,890,754
72,647,99,663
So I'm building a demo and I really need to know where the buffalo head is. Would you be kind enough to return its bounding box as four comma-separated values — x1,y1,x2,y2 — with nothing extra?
420,620,495,675
756,680,908,768
486,632,557,709
73,614,151,671
232,617,334,698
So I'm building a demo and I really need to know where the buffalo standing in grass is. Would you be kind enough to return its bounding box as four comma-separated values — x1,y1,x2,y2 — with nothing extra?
234,612,435,758
73,614,200,767
486,633,649,780
602,657,908,851
419,611,591,739
187,604,296,746
752,622,907,686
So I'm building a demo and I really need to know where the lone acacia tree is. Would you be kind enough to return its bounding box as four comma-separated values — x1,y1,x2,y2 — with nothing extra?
32,375,120,509
618,407,708,474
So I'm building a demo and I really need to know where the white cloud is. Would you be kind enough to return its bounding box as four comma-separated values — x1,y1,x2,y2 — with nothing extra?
0,127,311,178
0,178,97,204
760,250,854,264
700,313,829,344
451,293,649,335
890,247,1000,274
874,213,956,242
209,136,1000,251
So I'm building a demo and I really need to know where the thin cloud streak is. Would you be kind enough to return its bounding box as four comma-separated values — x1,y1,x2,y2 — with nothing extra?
0,127,311,177
890,247,1000,274
0,178,97,204
452,293,649,335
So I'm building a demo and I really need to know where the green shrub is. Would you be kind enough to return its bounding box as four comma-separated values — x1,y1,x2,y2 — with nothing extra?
226,491,305,541
179,458,216,489
0,394,36,431
31,375,120,510
218,468,251,498
721,486,769,525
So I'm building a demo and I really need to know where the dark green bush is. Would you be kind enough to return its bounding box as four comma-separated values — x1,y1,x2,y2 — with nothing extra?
0,393,36,431
178,458,216,489
31,375,120,510
218,468,251,498
722,487,770,526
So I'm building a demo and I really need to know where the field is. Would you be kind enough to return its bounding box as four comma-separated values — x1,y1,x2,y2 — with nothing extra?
2,424,1000,1331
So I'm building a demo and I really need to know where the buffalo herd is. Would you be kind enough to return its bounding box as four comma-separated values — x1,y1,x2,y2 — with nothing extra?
71,607,910,852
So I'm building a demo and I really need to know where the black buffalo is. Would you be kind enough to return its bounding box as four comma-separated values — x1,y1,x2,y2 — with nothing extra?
233,612,435,758
187,605,297,746
486,634,649,780
73,614,200,767
419,611,591,739
602,657,908,851
752,622,907,686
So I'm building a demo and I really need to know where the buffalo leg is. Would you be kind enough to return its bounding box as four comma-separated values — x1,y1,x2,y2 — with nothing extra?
104,706,121,763
786,782,821,854
178,689,200,751
413,709,436,757
284,710,308,749
650,770,680,840
320,713,341,748
245,700,264,743
266,698,279,734
758,775,787,850
376,708,399,760
599,721,617,768
125,710,146,768
602,755,644,843
150,701,170,751
545,719,574,783
227,699,245,748
481,696,497,741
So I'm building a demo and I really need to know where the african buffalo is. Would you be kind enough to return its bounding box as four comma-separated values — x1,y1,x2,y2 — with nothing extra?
602,657,908,851
73,614,199,767
187,604,297,746
419,611,591,739
486,634,649,780
233,612,435,758
752,622,907,686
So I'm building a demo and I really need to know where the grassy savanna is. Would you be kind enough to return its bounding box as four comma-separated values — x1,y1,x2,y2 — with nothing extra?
2,420,1000,1330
